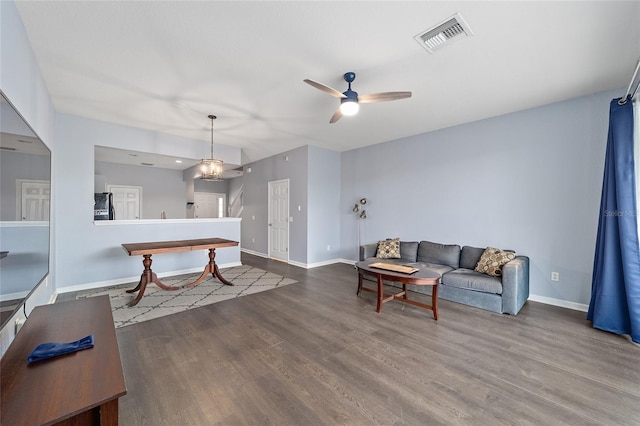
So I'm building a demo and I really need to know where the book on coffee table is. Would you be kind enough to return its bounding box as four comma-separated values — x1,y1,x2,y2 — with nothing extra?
369,262,419,274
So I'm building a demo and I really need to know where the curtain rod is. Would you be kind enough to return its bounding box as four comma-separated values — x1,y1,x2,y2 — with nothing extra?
619,58,640,105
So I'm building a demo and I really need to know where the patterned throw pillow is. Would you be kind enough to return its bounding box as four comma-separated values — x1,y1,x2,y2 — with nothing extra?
474,247,516,277
376,238,401,259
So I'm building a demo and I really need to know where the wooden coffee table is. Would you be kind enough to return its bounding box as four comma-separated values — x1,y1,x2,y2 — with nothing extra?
355,259,441,320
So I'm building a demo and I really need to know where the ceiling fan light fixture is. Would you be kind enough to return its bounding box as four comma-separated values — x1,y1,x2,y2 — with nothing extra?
200,114,224,181
340,99,359,116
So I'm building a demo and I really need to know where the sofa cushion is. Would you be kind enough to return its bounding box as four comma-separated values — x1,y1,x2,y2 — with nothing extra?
475,247,516,277
442,269,503,295
376,238,401,259
399,241,419,262
460,246,486,270
417,241,461,269
414,262,454,277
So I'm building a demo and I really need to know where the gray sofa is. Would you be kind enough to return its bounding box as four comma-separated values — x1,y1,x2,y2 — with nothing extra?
359,240,529,315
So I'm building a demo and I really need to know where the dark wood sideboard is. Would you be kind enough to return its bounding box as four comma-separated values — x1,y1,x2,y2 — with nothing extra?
1,296,127,425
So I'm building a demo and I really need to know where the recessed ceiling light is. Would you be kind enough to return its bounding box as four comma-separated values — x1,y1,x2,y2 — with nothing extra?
175,160,182,163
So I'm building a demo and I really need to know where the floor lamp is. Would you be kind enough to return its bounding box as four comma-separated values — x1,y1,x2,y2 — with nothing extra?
353,198,367,257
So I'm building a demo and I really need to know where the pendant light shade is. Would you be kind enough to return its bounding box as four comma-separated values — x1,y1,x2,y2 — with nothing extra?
200,115,223,181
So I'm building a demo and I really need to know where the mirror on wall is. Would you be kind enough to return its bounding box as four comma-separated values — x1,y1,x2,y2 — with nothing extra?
94,146,241,220
0,91,51,328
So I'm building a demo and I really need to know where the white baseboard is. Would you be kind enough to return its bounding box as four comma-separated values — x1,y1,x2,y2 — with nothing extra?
240,249,342,269
56,262,242,294
528,294,588,312
241,248,269,258
287,258,350,269
286,260,306,269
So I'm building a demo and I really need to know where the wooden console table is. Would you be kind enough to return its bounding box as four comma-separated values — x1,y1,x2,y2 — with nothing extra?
122,237,239,306
1,296,127,425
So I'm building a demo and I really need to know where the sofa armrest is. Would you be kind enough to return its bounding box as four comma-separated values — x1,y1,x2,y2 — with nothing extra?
501,256,529,315
359,243,378,261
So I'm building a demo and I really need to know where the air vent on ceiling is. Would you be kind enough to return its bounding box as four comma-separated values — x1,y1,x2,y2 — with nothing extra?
141,162,154,166
414,13,473,54
0,147,17,151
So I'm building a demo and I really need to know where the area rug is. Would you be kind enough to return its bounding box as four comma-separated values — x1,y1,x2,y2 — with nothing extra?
77,266,296,328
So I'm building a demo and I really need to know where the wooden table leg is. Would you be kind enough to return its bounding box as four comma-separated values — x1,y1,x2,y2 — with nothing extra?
376,275,384,313
357,271,363,295
211,249,234,286
126,254,180,306
183,248,234,289
432,282,439,321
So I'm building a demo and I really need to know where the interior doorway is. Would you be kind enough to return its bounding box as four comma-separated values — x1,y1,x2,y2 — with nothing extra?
16,179,50,221
108,185,142,220
268,179,289,262
194,192,226,218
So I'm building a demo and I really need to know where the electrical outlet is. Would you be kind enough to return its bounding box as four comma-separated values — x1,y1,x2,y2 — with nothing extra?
327,245,331,251
252,237,255,243
551,272,560,282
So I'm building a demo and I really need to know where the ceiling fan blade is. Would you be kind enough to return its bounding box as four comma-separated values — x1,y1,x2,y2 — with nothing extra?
304,79,347,98
329,108,343,124
358,91,412,104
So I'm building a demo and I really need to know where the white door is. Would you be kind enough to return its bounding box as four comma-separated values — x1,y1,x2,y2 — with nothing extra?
268,179,289,261
108,185,142,220
194,192,226,218
17,180,50,221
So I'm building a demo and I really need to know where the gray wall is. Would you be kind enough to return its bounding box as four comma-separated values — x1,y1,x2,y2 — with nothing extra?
341,89,617,306
228,176,243,217
241,144,342,266
194,177,229,195
95,161,188,219
241,146,309,264
307,145,341,264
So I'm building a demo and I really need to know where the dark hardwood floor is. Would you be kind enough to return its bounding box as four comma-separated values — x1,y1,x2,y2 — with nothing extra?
109,253,639,425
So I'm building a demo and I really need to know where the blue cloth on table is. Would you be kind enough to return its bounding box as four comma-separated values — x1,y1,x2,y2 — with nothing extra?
27,335,94,363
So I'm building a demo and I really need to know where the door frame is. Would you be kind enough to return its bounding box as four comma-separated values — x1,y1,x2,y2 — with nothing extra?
107,184,143,220
194,191,227,218
267,179,290,262
15,179,50,221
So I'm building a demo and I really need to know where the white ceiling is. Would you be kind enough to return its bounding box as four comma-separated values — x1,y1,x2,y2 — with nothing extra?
14,1,640,166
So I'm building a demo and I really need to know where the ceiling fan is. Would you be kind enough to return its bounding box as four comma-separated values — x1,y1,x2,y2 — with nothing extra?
304,72,412,123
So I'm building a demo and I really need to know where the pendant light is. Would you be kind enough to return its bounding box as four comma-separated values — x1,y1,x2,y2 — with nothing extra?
199,114,224,181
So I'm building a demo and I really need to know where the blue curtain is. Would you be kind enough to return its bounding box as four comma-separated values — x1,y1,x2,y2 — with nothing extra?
588,96,640,343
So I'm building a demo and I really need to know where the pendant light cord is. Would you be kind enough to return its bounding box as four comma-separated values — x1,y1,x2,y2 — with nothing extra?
210,115,215,159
